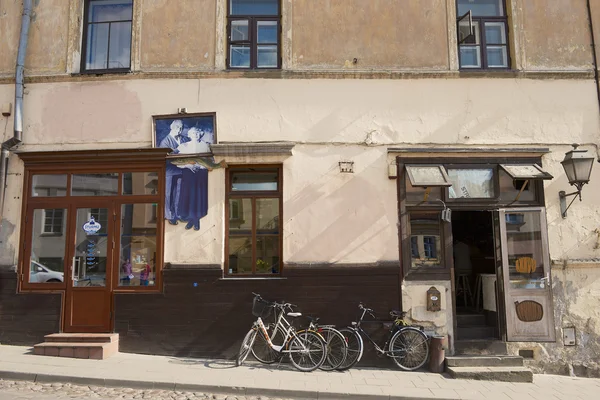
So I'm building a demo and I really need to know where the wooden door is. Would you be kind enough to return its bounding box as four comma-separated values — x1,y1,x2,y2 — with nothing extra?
498,207,556,342
63,204,114,332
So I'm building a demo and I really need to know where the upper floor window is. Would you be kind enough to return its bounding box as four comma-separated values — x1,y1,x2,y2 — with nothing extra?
457,0,509,69
227,0,281,69
82,0,133,73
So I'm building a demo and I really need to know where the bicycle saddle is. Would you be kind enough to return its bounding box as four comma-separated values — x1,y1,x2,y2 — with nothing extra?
287,312,302,317
390,310,406,318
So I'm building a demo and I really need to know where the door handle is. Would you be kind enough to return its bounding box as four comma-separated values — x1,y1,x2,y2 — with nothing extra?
540,273,550,282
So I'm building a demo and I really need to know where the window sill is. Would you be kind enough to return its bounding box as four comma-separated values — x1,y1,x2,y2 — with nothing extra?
39,233,63,237
71,69,131,77
220,276,287,281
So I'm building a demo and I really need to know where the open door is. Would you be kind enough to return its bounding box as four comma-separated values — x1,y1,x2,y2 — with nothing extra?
497,207,556,342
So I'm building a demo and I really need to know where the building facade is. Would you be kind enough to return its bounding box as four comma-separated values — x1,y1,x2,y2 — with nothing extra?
0,0,599,377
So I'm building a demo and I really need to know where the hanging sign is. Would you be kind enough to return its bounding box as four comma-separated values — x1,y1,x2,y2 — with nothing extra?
83,216,102,235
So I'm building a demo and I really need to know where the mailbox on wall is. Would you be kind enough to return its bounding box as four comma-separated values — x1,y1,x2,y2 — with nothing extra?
427,286,441,312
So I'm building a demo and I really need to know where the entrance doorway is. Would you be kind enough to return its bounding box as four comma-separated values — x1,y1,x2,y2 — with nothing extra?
64,205,114,332
452,211,499,340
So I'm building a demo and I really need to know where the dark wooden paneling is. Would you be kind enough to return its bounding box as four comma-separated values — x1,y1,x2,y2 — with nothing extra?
0,271,61,345
115,266,401,365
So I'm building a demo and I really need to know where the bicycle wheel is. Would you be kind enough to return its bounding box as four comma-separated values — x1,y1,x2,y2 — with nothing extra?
317,327,347,371
287,330,327,372
389,327,429,371
252,325,283,364
236,328,257,367
335,327,363,371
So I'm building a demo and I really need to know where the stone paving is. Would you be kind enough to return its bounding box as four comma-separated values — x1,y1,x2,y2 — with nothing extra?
1,345,599,399
0,379,289,400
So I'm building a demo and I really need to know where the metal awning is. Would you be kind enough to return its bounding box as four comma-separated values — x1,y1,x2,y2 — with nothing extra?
405,165,452,187
500,164,553,180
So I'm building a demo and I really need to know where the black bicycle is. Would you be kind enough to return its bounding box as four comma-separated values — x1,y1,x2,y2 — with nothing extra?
336,303,429,371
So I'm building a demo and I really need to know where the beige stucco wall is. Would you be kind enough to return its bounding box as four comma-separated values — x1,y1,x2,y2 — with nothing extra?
1,77,598,268
519,0,593,71
290,0,450,70
3,0,600,76
140,0,217,71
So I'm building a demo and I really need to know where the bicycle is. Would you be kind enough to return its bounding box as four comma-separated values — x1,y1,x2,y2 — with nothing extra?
252,314,348,371
336,303,429,371
236,293,327,372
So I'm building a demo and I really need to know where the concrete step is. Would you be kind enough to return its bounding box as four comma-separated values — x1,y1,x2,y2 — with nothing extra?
44,333,118,343
457,326,497,340
446,355,524,367
456,313,487,326
454,340,508,355
33,341,118,360
446,366,533,383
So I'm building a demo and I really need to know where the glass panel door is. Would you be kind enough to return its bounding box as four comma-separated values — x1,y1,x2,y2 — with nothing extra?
72,207,109,287
64,205,113,332
498,207,556,342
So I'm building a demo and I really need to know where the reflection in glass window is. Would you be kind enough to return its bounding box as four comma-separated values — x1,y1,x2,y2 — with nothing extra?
231,170,278,191
448,168,495,199
227,167,281,275
122,172,159,195
504,211,545,289
498,170,536,202
30,209,67,284
84,0,133,71
42,209,64,234
32,175,67,197
405,181,442,204
410,212,442,269
72,173,119,196
119,204,157,287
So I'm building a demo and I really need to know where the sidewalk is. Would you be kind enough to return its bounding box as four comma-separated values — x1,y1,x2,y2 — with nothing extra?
0,345,599,400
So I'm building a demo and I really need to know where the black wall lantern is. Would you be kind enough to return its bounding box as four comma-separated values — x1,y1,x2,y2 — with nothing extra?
559,144,595,218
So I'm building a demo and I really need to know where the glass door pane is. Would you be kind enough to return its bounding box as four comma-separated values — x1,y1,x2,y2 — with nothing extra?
119,204,157,287
29,208,68,284
73,208,108,287
503,211,546,289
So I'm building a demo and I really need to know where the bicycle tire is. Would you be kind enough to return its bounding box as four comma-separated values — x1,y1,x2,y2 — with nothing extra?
236,328,257,367
335,327,363,371
316,327,347,371
252,326,283,364
287,330,327,372
388,327,429,371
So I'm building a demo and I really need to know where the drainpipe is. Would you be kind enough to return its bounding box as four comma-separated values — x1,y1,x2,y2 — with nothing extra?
586,0,600,163
0,0,32,225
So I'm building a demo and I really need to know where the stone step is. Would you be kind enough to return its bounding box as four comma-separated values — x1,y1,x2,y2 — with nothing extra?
446,366,533,383
454,340,508,355
44,333,118,343
446,355,524,367
34,341,118,360
456,313,487,327
457,326,497,340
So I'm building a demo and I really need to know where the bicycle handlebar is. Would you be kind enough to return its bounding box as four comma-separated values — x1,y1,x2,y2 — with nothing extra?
252,293,296,310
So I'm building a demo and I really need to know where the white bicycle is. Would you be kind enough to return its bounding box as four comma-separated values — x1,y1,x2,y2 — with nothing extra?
236,293,327,372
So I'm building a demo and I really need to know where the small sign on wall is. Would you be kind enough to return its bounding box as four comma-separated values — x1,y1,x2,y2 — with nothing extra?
563,326,576,346
427,286,441,312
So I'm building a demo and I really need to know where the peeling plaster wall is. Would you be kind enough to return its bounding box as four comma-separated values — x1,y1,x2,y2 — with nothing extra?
0,77,599,375
290,0,449,70
508,264,600,378
402,281,454,351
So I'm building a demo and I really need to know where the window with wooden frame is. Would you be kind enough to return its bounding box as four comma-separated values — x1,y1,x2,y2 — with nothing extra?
18,151,166,292
227,0,281,69
81,0,133,73
398,156,551,280
457,0,510,69
225,166,282,276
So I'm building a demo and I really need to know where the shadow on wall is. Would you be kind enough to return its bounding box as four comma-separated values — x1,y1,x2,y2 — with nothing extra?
284,150,396,264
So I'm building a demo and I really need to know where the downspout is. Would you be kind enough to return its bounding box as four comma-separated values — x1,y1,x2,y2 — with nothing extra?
586,0,600,164
0,0,32,224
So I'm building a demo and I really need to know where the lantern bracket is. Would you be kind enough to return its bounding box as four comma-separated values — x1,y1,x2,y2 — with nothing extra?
559,190,582,219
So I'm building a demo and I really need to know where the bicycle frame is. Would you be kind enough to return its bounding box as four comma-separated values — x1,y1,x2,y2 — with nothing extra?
351,307,405,357
254,306,310,354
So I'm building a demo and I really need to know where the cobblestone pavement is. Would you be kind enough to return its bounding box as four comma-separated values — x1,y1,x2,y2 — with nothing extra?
0,380,291,400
